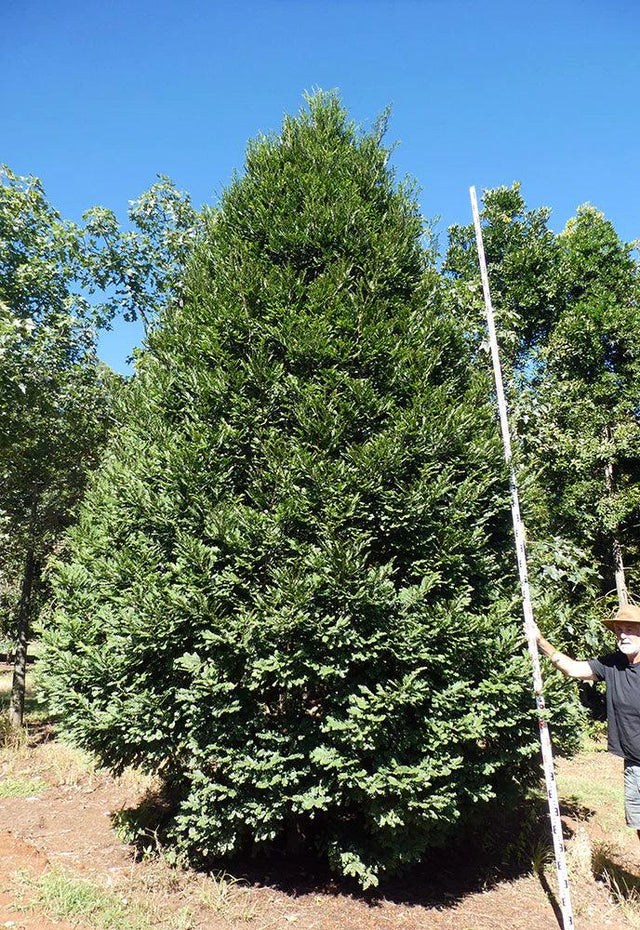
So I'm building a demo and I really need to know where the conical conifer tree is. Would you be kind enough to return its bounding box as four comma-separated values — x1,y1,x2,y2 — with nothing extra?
41,93,580,887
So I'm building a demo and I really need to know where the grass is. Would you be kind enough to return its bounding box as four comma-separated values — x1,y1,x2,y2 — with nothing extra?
198,871,242,911
197,871,256,922
1,659,96,789
529,838,554,877
0,735,158,801
560,775,621,816
14,868,196,930
0,775,48,798
592,840,640,927
120,831,258,924
552,742,640,926
556,739,626,839
0,660,155,796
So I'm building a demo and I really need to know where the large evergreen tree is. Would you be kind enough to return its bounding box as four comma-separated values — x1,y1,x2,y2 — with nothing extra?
41,95,579,887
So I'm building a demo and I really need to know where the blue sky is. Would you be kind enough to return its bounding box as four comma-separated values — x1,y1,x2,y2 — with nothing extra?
3,0,639,373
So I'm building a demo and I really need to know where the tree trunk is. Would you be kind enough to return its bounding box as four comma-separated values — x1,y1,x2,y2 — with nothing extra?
8,546,37,729
604,429,629,606
611,525,629,607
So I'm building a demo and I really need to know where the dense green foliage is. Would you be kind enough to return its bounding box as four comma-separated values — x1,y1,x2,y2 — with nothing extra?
41,96,581,887
445,184,561,368
446,186,640,659
0,166,116,652
1,165,201,726
529,207,640,602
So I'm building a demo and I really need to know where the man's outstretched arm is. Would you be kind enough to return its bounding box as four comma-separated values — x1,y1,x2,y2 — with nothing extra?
533,627,598,681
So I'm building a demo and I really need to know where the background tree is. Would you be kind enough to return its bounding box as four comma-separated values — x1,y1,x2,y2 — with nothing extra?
444,183,561,370
445,187,640,661
1,165,203,727
0,306,117,727
79,175,203,332
0,166,118,726
41,94,581,888
524,206,640,608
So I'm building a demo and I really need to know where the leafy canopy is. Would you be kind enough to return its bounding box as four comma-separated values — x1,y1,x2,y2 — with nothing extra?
41,96,581,887
0,167,116,640
446,185,640,655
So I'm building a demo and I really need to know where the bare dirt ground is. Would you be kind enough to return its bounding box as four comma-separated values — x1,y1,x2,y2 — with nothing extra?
2,669,640,929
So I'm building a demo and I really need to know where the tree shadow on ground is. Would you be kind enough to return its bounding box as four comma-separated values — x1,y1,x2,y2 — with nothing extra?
113,787,596,913
530,795,596,928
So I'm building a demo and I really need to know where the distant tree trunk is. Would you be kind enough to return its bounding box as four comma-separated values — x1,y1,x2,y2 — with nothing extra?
611,525,629,607
8,503,38,729
604,427,629,606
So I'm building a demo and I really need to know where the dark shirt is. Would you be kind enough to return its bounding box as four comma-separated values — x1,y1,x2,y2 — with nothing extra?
589,652,640,765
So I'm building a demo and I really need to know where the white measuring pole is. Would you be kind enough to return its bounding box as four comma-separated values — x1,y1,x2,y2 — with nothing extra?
469,186,574,930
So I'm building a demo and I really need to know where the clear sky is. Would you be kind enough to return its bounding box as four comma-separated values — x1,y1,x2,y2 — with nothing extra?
3,0,639,373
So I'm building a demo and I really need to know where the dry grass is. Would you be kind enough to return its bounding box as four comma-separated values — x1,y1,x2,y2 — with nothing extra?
195,872,257,923
0,738,158,803
11,866,198,930
112,817,264,924
524,824,640,927
0,662,156,799
591,840,640,927
1,737,94,787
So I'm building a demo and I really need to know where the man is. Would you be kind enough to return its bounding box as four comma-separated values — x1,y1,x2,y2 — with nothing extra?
536,604,640,840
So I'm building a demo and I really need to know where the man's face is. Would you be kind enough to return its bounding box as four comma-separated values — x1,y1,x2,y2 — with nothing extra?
615,622,640,659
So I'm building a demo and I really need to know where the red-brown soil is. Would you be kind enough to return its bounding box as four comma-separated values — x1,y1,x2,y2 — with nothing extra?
0,829,90,930
0,717,638,929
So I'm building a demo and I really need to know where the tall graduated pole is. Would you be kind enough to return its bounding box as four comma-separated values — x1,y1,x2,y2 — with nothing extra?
470,187,574,929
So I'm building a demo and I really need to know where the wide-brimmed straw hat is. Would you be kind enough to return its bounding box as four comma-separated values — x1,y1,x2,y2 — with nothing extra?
602,604,640,631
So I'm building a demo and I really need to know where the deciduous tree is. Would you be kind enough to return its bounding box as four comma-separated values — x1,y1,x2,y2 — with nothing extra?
79,175,202,332
0,167,115,726
1,165,203,727
445,187,640,657
525,206,640,606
